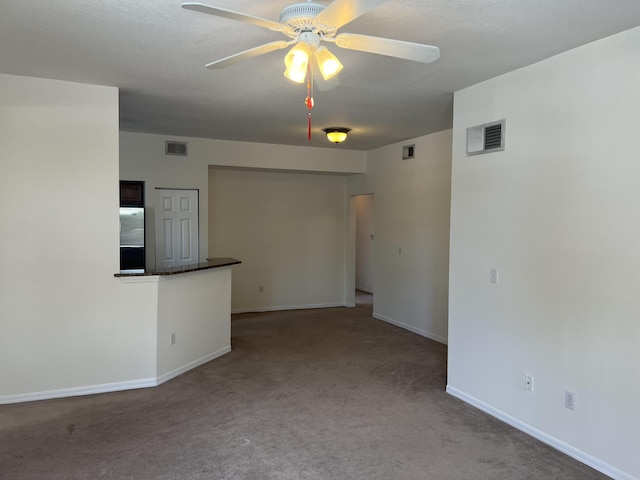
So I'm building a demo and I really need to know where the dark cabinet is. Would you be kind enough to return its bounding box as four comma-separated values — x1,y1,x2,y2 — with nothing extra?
120,181,144,207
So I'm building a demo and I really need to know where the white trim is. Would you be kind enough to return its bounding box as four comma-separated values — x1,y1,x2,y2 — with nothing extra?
232,303,348,314
0,347,232,405
446,386,637,480
0,378,157,405
373,312,448,345
355,285,373,294
156,346,231,385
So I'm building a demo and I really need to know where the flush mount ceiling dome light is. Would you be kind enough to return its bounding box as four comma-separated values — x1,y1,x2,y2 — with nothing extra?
324,127,351,143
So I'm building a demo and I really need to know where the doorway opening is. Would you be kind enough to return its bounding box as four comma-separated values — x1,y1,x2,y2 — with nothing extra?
354,194,374,305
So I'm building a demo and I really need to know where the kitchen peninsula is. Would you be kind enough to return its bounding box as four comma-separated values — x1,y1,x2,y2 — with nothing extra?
115,257,241,386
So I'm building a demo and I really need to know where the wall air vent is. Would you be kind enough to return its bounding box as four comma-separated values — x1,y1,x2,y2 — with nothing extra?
402,144,415,160
165,141,188,156
466,120,505,156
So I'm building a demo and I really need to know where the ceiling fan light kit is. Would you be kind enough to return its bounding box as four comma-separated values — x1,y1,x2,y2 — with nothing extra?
314,46,343,80
284,41,313,82
324,127,351,143
284,43,343,83
182,0,440,140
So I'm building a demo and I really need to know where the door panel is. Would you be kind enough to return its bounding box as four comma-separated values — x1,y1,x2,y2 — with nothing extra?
180,218,191,259
162,218,174,262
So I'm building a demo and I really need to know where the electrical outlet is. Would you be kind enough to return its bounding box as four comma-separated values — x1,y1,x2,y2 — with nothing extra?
170,332,176,345
565,390,576,410
525,374,533,392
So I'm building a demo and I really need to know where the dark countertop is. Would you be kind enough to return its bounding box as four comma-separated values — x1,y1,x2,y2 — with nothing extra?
114,257,241,277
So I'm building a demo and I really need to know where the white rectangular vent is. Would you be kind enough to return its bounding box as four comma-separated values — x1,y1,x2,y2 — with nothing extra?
165,141,188,156
466,120,505,156
402,144,415,160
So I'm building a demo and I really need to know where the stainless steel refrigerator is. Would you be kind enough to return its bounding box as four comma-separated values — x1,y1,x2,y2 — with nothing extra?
119,207,145,272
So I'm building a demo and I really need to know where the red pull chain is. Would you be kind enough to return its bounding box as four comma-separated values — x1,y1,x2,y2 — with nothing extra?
305,63,314,140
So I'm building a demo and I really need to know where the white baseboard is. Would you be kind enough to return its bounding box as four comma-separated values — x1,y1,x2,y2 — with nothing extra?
446,386,637,480
373,312,448,345
0,378,157,405
232,302,348,314
156,346,231,385
355,285,373,294
0,347,232,405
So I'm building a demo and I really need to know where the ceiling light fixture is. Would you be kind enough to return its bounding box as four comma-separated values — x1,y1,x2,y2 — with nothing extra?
284,31,346,141
283,32,343,84
324,127,351,144
314,45,343,80
182,1,440,142
284,41,312,83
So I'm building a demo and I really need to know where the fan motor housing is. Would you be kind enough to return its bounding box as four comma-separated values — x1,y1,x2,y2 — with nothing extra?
279,2,326,31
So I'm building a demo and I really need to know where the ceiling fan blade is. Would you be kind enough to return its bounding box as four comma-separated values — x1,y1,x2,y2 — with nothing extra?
182,2,288,33
335,33,440,63
205,41,293,69
315,0,388,30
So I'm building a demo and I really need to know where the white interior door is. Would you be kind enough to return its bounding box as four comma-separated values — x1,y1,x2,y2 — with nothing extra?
155,189,199,269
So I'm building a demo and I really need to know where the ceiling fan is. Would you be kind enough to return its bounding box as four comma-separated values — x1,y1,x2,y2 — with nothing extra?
181,0,440,84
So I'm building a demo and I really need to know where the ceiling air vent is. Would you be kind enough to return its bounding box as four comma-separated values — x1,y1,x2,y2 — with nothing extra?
466,120,505,156
165,141,188,156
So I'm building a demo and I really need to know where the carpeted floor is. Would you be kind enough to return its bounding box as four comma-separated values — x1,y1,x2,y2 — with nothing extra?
355,289,373,305
0,305,607,479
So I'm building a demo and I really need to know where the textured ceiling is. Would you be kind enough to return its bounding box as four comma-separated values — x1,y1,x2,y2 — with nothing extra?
1,0,640,150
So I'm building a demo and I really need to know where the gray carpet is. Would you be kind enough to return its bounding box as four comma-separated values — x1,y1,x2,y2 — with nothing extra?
0,305,607,479
355,289,373,305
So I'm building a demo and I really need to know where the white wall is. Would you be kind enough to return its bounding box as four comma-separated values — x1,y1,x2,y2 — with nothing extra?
350,130,452,343
119,132,366,270
209,168,349,311
156,268,232,380
0,74,158,402
0,74,448,403
448,27,640,479
355,194,375,293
